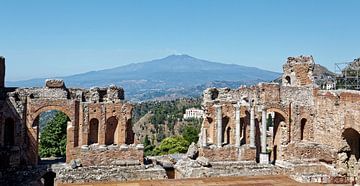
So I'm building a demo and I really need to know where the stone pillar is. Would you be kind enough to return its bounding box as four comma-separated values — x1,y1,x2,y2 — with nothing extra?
250,106,255,148
215,105,222,147
234,103,241,147
260,106,269,164
202,128,207,147
0,56,5,88
261,107,267,153
66,121,74,162
99,105,106,145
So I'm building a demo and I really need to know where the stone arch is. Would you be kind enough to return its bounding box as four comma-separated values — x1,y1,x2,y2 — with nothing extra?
300,118,307,140
88,118,99,145
105,116,118,145
31,105,72,126
4,117,15,146
266,108,288,120
342,128,360,160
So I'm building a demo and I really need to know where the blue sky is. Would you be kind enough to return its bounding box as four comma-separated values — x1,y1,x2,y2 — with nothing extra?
1,0,359,81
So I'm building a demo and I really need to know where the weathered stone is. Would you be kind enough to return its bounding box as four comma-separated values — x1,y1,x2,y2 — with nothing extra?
186,142,199,160
196,156,210,167
70,159,82,169
120,144,129,151
136,144,144,150
45,79,65,88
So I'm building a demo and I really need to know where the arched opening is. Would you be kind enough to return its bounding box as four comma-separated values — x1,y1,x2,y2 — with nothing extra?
285,76,291,84
272,112,286,143
342,128,360,160
105,116,118,145
226,127,231,145
33,110,70,161
4,118,15,146
300,118,307,140
267,110,286,164
125,118,134,144
88,118,99,145
221,116,230,145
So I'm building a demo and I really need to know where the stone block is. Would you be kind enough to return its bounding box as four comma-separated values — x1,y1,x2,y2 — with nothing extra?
45,79,65,88
259,153,270,164
120,144,129,151
136,144,144,150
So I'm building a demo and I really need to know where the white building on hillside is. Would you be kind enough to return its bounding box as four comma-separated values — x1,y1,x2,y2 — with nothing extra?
183,108,204,119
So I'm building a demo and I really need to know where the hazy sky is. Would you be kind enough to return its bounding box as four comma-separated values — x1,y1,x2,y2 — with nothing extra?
1,0,360,81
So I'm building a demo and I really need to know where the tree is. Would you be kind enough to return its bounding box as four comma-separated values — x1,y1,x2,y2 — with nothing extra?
153,136,190,155
182,124,200,144
39,111,69,158
143,135,155,156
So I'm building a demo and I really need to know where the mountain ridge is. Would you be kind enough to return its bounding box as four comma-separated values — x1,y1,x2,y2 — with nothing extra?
7,55,280,101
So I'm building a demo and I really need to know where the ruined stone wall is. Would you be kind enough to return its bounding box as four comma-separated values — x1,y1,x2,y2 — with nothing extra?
78,144,144,166
199,55,346,165
313,90,360,149
78,101,133,147
282,142,337,163
0,96,28,168
257,83,281,107
0,78,135,169
199,146,238,161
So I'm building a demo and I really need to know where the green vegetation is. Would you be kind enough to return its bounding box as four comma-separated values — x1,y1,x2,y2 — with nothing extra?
151,136,190,155
181,118,202,144
39,111,69,158
143,135,156,156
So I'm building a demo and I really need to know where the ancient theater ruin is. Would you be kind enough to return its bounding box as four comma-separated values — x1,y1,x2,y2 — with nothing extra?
0,56,167,185
184,55,360,183
2,55,360,185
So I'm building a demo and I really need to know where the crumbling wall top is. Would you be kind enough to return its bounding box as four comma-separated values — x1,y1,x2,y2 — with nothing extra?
286,55,314,64
282,55,315,87
45,79,65,89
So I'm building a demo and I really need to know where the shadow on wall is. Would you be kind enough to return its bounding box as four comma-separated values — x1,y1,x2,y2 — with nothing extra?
342,128,360,160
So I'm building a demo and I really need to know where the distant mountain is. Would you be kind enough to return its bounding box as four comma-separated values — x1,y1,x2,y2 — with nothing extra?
7,55,280,101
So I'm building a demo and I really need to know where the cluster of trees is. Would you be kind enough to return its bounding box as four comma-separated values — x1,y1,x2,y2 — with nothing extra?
143,118,201,156
39,111,69,158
